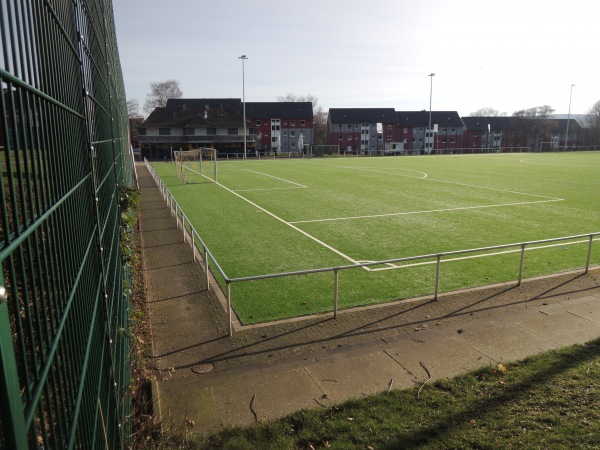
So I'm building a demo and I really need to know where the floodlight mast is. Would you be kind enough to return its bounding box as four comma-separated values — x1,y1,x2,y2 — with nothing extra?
428,73,435,155
565,84,575,152
239,55,248,159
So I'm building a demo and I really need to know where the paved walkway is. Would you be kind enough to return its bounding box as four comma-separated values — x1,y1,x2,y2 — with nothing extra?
137,162,600,435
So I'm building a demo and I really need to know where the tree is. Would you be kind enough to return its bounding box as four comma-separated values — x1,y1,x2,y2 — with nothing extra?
143,79,182,114
508,105,556,150
127,98,143,119
277,93,328,145
584,100,600,144
469,107,505,116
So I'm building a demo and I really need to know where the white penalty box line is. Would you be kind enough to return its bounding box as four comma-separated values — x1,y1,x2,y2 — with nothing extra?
231,169,307,192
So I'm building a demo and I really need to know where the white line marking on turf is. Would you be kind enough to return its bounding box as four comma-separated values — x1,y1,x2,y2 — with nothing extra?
200,173,363,266
234,187,306,192
309,162,428,179
289,198,564,224
243,169,307,187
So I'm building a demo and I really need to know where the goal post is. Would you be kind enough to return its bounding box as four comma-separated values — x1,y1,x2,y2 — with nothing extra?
175,148,218,184
308,145,340,158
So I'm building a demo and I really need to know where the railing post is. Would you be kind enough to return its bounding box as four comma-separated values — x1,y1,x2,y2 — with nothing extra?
227,281,232,337
585,234,593,274
333,269,339,318
204,246,210,290
192,231,196,262
434,255,442,300
518,243,526,285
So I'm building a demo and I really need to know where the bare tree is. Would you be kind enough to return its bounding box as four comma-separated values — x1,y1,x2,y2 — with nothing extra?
509,105,556,150
143,80,182,114
127,98,143,119
277,93,327,145
585,100,600,144
469,107,505,116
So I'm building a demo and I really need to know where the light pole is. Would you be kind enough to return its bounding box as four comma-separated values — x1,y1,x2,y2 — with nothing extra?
565,84,575,152
239,55,248,159
428,73,435,155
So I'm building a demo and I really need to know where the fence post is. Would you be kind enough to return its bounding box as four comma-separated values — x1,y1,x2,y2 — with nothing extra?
227,281,233,337
0,286,28,449
204,246,210,290
434,255,442,300
585,234,593,274
518,243,526,285
333,269,339,318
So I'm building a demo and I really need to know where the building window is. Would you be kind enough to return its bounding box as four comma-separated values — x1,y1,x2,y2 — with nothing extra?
228,128,238,135
159,128,170,135
291,141,296,147
387,124,392,130
451,128,456,132
347,136,352,140
347,124,352,130
291,120,296,126
450,138,455,144
442,128,447,133
412,138,416,143
207,128,216,135
139,128,146,135
272,137,277,143
184,128,195,135
474,132,478,137
300,120,305,126
404,127,408,133
339,135,343,140
290,131,296,137
256,120,261,126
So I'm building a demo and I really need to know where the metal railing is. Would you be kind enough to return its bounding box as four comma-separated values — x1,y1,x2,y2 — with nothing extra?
0,1,134,448
145,160,599,337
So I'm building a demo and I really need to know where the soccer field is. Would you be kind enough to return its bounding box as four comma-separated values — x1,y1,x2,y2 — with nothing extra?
151,152,600,324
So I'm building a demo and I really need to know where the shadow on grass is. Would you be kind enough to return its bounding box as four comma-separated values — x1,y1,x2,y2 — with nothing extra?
386,337,600,449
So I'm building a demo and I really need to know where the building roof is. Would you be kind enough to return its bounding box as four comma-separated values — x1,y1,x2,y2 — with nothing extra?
165,98,242,113
329,108,398,124
461,116,514,131
245,102,313,119
140,105,246,129
396,111,464,128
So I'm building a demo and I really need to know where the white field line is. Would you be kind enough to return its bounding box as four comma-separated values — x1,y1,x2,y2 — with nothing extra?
311,161,561,201
234,187,306,192
309,162,428,179
290,198,564,224
365,238,590,272
242,169,307,187
519,159,600,168
182,167,363,266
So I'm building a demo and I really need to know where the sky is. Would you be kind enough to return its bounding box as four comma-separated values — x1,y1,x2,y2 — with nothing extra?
113,0,600,117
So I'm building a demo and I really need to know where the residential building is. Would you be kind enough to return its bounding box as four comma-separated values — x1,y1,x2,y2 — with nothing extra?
138,98,254,159
396,111,464,154
245,102,313,153
461,116,514,152
327,108,398,154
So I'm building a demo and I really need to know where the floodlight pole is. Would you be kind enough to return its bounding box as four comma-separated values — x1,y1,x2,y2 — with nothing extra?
239,55,248,159
565,84,575,152
428,73,435,155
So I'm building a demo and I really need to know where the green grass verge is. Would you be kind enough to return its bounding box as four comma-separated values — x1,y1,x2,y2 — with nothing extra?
151,153,600,324
154,339,600,449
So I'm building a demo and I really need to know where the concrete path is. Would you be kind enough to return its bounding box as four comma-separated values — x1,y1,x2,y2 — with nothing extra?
136,162,600,435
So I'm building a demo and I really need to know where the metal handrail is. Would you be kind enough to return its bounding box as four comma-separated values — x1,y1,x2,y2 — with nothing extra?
144,159,599,336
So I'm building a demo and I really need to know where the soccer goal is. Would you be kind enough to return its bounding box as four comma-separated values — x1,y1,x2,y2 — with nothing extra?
308,145,340,158
175,148,218,183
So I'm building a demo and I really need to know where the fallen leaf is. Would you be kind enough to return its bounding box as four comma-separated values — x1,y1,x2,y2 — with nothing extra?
497,363,507,374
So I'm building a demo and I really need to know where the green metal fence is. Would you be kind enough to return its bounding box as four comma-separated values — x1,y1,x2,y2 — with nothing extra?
0,1,134,448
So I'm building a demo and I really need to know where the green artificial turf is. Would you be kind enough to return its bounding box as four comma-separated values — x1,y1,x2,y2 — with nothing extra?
151,152,600,323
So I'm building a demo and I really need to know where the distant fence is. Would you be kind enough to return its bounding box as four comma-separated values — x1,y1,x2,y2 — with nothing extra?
145,160,599,337
0,1,134,449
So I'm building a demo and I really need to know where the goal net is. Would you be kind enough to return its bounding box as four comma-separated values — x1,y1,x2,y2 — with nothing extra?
175,148,217,183
308,145,340,158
